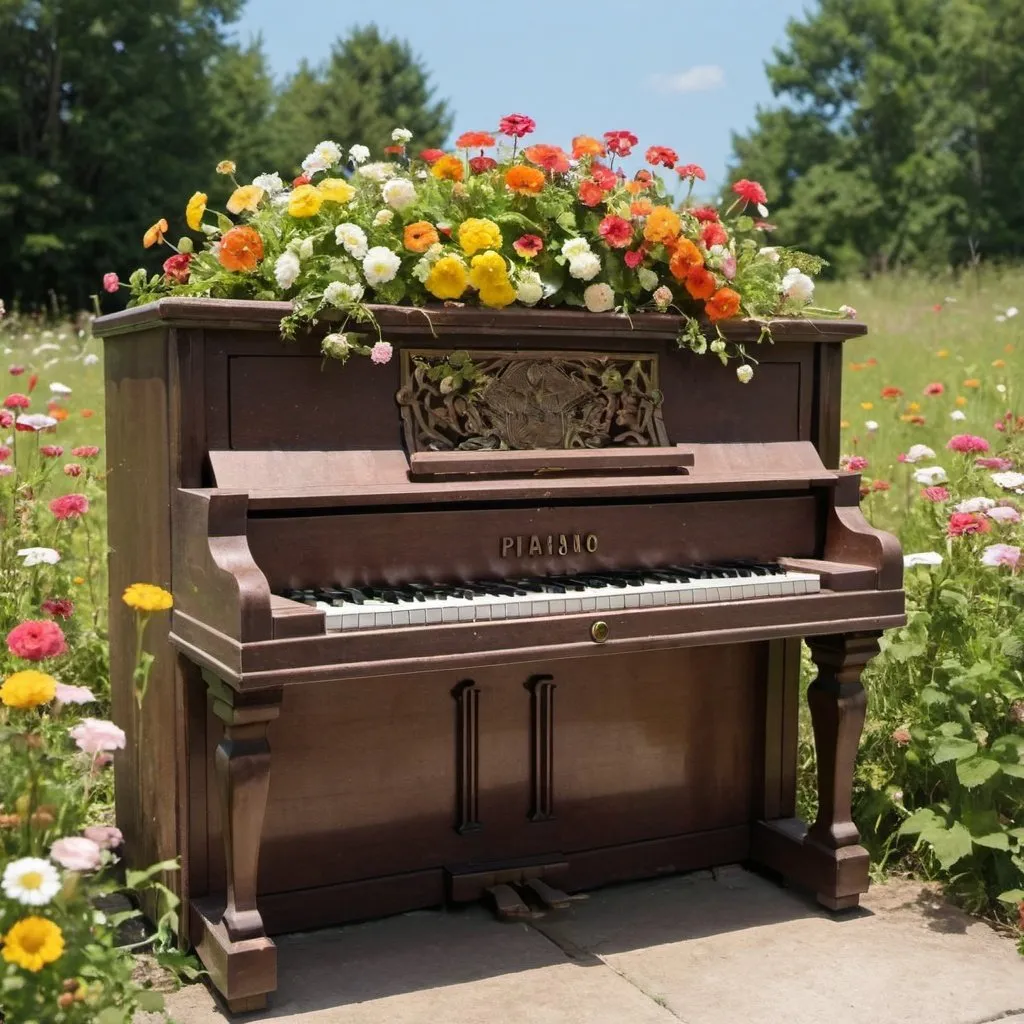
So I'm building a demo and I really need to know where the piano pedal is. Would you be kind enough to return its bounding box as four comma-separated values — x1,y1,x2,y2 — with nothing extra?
520,877,572,910
486,883,533,921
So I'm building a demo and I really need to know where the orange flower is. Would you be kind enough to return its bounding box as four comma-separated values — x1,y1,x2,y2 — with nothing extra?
143,218,169,248
404,221,440,253
523,144,571,173
505,165,546,195
218,226,264,272
579,180,606,207
572,135,606,158
880,386,903,399
963,378,981,388
684,266,717,300
705,287,741,323
431,155,464,182
81,409,95,419
630,198,654,217
626,180,648,196
668,239,703,281
992,358,1006,368
643,206,682,245
455,131,496,149
48,407,69,422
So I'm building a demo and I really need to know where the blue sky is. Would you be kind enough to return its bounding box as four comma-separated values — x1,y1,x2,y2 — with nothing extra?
234,0,813,190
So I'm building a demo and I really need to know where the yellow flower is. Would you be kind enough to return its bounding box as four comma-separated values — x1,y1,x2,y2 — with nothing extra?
906,401,921,413
317,178,356,204
185,192,207,231
860,401,874,410
955,395,967,406
143,218,169,248
216,160,237,175
0,671,57,710
72,576,85,586
992,359,1006,368
478,282,516,309
963,378,981,388
458,218,503,256
1005,343,1014,354
936,349,949,358
468,250,509,291
288,184,323,218
424,255,469,300
123,583,173,613
226,185,264,215
431,154,464,181
2,916,64,972
840,420,850,429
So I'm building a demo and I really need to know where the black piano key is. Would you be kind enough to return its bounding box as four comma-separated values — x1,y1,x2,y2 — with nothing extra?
507,578,545,593
546,576,587,592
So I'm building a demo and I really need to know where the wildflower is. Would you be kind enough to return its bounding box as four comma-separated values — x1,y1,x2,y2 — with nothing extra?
458,218,503,255
736,364,754,384
583,283,616,313
921,486,950,502
841,455,869,471
252,172,284,194
454,130,495,149
218,226,264,272
991,471,1024,490
578,180,605,207
705,287,741,323
72,445,100,458
7,620,66,661
50,494,89,520
954,496,995,514
335,223,369,259
163,252,192,284
69,718,126,754
782,267,814,303
370,341,393,366
81,409,94,418
871,480,891,492
2,858,61,906
216,160,237,175
677,164,707,182
362,246,402,286
18,547,60,566
431,154,464,181
572,135,605,158
1,916,64,972
669,240,704,280
866,420,879,431
643,206,682,245
103,272,119,293
4,392,30,408
948,512,990,538
17,413,58,432
122,583,173,613
425,255,469,300
515,270,544,306
505,165,546,195
392,127,413,144
901,444,936,464
947,434,989,453
924,382,944,396
881,387,903,399
986,506,1021,524
1,669,57,707
603,130,639,157
652,286,674,310
839,304,857,318
513,235,544,259
891,727,912,746
645,145,678,168
55,683,93,704
524,144,571,173
732,179,768,206
976,458,1013,472
419,148,444,164
143,218,168,248
963,378,981,389
499,113,536,137
50,836,103,871
980,544,1020,570
904,552,943,567
684,267,717,301
226,184,264,215
318,178,356,205
950,410,966,421
39,445,63,458
568,252,601,281
599,215,633,249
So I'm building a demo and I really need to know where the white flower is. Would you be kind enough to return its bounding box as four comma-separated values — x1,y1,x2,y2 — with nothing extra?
357,162,396,183
49,382,71,395
991,471,1024,491
18,547,61,566
252,172,284,194
33,342,60,354
56,683,96,705
43,358,59,370
865,420,879,431
904,552,943,567
323,281,365,307
955,496,995,514
516,271,543,307
903,444,936,464
758,246,780,263
653,286,673,310
2,857,62,906
568,252,601,281
997,384,1007,394
987,506,1021,523
16,414,57,431
709,339,726,354
736,364,754,384
273,251,301,290
637,268,659,291
373,209,395,227
781,267,814,303
322,333,354,360
584,283,615,313
382,178,417,211
561,237,591,260
297,237,315,260
335,223,368,259
348,144,370,165
757,202,769,218
391,127,413,144
839,304,857,319
911,466,948,485
362,246,401,286
83,353,99,366
950,410,966,421
1007,306,1019,318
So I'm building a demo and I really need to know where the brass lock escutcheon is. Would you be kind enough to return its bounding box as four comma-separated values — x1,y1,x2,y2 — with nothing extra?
590,620,609,644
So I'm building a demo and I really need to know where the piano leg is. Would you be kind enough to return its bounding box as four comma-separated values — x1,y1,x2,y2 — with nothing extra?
190,674,281,1013
751,632,880,911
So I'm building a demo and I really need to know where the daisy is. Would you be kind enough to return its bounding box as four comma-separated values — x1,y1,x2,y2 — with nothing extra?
2,857,62,906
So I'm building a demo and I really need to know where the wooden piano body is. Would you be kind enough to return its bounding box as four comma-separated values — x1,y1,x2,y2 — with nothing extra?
95,301,904,1012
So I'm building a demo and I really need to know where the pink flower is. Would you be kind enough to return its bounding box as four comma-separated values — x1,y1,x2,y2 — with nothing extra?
7,619,67,660
0,411,13,429
83,825,123,850
63,463,83,477
986,506,1021,524
598,215,633,249
948,512,990,538
923,382,944,396
841,455,869,471
4,393,30,409
39,445,63,458
42,597,75,619
677,164,707,181
980,543,1021,569
722,254,737,280
468,155,497,175
603,130,639,157
891,727,912,746
498,113,536,138
370,341,393,366
0,445,11,461
71,445,100,459
9,365,24,377
50,494,89,520
17,413,57,432
55,682,94,704
976,457,1013,470
102,272,120,293
947,434,990,453
0,465,13,477
732,179,768,205
50,836,103,871
623,249,645,270
69,718,126,754
921,486,950,502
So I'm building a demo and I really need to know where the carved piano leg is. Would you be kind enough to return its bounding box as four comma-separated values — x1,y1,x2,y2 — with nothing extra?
190,675,281,1014
751,632,880,912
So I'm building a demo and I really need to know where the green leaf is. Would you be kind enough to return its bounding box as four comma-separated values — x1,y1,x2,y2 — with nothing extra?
887,640,926,663
95,1009,126,1024
918,685,950,706
955,756,1001,788
136,990,165,1011
931,737,978,764
898,807,945,836
1002,764,1024,778
555,211,576,232
972,831,1010,851
997,889,1024,904
924,821,974,869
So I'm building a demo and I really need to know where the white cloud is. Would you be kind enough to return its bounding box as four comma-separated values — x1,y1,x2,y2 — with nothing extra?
649,65,725,94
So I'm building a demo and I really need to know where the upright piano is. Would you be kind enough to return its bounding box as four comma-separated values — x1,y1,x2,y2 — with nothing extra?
95,300,904,1012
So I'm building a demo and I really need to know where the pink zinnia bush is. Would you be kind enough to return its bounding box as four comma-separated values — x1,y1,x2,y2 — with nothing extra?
50,494,89,520
946,434,990,453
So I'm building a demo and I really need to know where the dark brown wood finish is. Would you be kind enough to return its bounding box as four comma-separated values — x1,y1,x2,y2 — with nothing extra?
95,300,899,1012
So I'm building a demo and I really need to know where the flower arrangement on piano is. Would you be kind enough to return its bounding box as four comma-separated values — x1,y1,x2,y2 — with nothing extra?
112,115,853,381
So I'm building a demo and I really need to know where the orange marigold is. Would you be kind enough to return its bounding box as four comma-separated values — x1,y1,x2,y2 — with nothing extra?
572,135,606,158
643,206,682,245
431,155,464,182
505,165,546,195
668,239,704,281
218,226,264,272
455,131,496,149
684,266,717,301
404,221,440,253
523,144,571,173
630,198,654,217
706,287,741,323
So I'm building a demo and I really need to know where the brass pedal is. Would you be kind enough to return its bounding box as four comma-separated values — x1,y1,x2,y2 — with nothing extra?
486,883,532,920
522,877,571,910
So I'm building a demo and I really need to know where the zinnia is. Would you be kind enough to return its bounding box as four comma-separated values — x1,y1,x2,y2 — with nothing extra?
404,221,440,253
921,486,950,502
455,130,495,149
645,145,678,168
50,836,103,872
430,155,464,181
50,494,89,520
578,180,605,207
924,382,944,396
498,113,536,138
524,144,570,173
947,434,989,453
84,825,123,849
72,445,100,458
69,718,126,754
122,583,173,613
572,135,605,158
598,215,633,249
705,287,742,323
678,164,707,182
980,544,1020,569
947,512,990,537
701,223,728,248
7,620,66,661
419,148,444,164
468,155,497,174
603,130,639,157
218,226,264,272
732,179,768,205
505,165,546,195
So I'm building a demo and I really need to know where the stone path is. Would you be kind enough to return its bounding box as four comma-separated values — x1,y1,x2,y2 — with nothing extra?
154,869,1024,1024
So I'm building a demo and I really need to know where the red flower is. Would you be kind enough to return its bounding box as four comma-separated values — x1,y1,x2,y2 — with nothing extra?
645,145,678,168
841,455,869,472
468,155,498,174
71,445,100,458
754,220,776,231
512,235,544,259
623,249,645,269
578,180,605,207
498,113,536,138
923,381,944,396
4,393,30,409
383,145,404,155
701,223,728,248
27,374,38,393
871,480,891,492
39,445,63,458
64,463,83,478
677,164,707,181
948,512,990,537
419,149,445,164
292,174,311,187
881,386,903,399
976,457,1014,470
603,131,639,157
41,598,74,620
456,131,496,149
0,445,10,461
599,215,633,249
9,366,24,376
921,486,950,502
50,494,89,520
7,619,67,661
524,144,570,173
163,252,192,284
690,206,719,222
947,433,989,453
732,179,768,205
0,411,12,429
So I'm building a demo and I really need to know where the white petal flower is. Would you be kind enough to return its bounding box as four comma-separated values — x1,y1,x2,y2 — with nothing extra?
17,547,61,566
758,247,780,262
904,552,943,567
392,127,413,144
348,144,371,165
362,246,401,286
865,420,879,431
561,237,591,259
950,409,966,421
323,282,364,307
1007,306,1019,317
49,382,72,395
986,506,1021,523
382,178,417,211
357,162,396,183
297,237,315,260
273,251,301,290
373,209,394,227
637,268,659,291
33,342,60,354
335,223,368,260
781,267,814,303
2,857,62,906
83,353,100,366
903,444,936,464
911,466,948,485
991,471,1024,491
954,496,995,514
516,270,543,307
252,172,284,194
653,286,673,310
310,141,343,169
412,244,443,283
322,333,354,360
16,414,58,431
736,364,754,384
583,283,615,313
568,252,601,281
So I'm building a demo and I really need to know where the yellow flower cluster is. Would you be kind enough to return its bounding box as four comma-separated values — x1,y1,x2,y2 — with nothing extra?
458,218,502,256
425,256,469,300
0,670,57,709
2,916,65,972
469,251,515,309
122,583,174,613
288,184,323,218
227,185,264,214
318,178,356,204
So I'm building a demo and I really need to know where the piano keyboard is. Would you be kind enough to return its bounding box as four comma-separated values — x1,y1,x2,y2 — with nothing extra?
280,562,821,633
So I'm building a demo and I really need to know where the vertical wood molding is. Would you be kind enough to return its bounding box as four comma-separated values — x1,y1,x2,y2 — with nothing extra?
452,680,481,833
526,674,556,822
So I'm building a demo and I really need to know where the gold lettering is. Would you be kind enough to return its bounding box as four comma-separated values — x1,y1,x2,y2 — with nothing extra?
546,536,554,555
558,534,568,556
585,533,598,553
529,536,543,556
500,537,515,558
516,536,523,557
573,534,582,553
